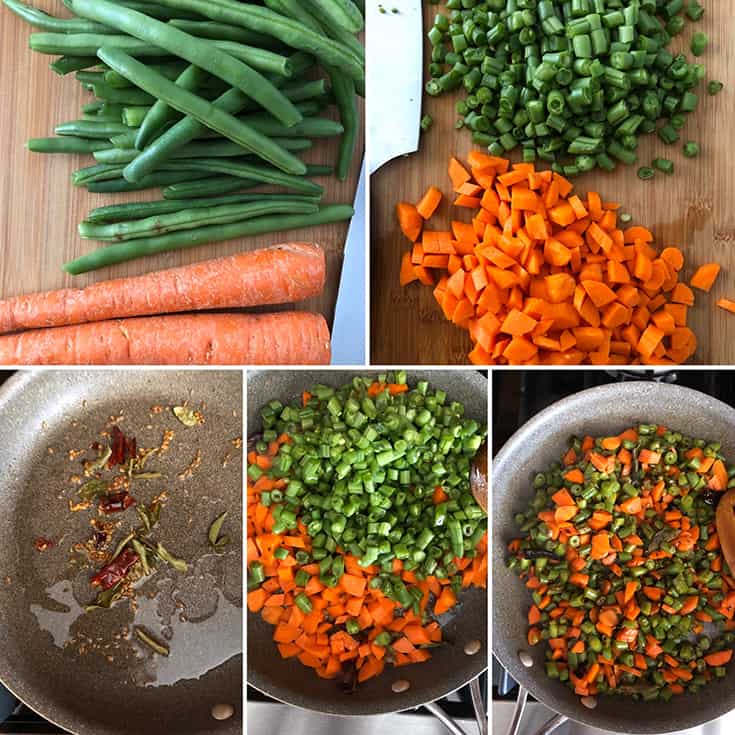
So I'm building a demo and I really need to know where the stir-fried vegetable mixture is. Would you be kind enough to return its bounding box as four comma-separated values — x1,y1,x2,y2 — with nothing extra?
247,374,488,685
425,0,723,177
509,424,735,700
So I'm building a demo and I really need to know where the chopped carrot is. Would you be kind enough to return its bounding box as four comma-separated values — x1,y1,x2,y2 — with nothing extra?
690,263,721,293
396,202,422,242
416,186,443,220
396,154,705,365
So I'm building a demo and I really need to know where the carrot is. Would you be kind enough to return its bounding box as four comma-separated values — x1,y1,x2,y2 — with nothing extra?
717,298,735,314
0,245,326,336
0,312,331,365
434,586,457,614
396,153,705,365
416,186,443,220
704,650,733,667
690,263,721,293
396,202,423,242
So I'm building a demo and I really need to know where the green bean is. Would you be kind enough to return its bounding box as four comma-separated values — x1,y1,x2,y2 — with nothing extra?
49,56,99,75
653,157,675,175
56,120,131,138
66,0,303,126
86,192,322,223
86,170,222,193
308,0,362,34
95,137,312,163
683,141,700,158
27,137,113,154
85,104,125,123
109,0,202,21
73,163,126,186
91,83,156,106
121,106,151,128
231,114,344,139
64,204,354,273
2,0,111,33
157,158,323,195
327,67,357,181
31,32,296,78
105,61,186,88
691,31,708,56
135,65,208,150
162,176,257,199
168,19,276,46
637,166,655,181
152,0,364,81
708,80,724,96
80,198,319,240
97,48,306,176
301,0,365,61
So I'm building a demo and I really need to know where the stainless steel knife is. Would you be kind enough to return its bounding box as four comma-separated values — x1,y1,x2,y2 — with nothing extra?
367,0,424,173
331,160,366,365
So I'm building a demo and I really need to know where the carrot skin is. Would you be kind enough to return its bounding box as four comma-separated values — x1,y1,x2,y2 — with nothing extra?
0,245,325,335
0,312,331,365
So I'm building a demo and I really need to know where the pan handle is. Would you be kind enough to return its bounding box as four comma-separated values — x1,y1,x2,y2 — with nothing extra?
504,684,529,735
469,677,488,735
423,701,468,735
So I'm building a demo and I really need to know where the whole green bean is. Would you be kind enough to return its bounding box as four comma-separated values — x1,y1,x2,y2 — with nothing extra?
152,0,364,80
31,32,296,78
49,56,98,75
79,199,319,241
2,0,111,33
135,65,208,149
104,61,186,87
86,171,224,193
109,0,202,20
84,105,125,123
234,115,344,139
122,106,151,128
64,204,354,274
56,120,131,138
109,130,138,148
91,82,155,106
27,137,113,154
162,175,257,199
72,163,126,186
95,137,312,163
310,0,363,34
96,48,306,176
157,158,323,195
86,192,321,223
327,66,357,181
168,19,276,46
66,0,303,126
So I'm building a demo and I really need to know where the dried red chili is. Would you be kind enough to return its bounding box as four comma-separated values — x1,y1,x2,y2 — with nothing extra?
98,492,136,514
90,548,139,590
109,426,137,467
34,537,54,552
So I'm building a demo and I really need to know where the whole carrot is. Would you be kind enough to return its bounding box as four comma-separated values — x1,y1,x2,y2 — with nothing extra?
0,245,325,335
0,312,331,365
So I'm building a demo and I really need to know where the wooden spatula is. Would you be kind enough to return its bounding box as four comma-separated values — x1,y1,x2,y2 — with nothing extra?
470,440,488,514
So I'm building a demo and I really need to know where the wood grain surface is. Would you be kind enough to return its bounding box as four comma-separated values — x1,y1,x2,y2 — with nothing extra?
0,1,363,329
370,3,733,365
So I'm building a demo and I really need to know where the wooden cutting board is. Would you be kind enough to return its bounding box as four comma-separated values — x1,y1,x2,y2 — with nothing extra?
371,3,733,365
0,1,363,328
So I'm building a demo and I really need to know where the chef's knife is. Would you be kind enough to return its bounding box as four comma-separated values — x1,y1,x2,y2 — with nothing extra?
367,0,424,173
331,160,366,365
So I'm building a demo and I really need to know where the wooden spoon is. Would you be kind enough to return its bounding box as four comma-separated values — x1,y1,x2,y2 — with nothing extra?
470,440,488,514
716,489,735,576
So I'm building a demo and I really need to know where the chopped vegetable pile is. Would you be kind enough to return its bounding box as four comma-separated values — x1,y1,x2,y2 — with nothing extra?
247,374,488,685
425,0,723,177
3,0,362,274
397,152,724,365
509,424,735,701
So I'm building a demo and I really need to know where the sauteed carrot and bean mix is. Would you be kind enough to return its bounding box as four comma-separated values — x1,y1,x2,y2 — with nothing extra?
247,374,488,686
510,423,735,701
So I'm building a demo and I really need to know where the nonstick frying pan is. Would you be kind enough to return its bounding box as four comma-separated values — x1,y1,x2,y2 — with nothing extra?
247,369,488,716
493,380,735,734
0,370,242,735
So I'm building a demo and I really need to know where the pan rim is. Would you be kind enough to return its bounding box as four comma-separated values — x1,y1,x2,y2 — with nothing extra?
492,380,735,734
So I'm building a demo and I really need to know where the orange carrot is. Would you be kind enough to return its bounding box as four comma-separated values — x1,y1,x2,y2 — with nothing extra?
416,186,443,220
396,154,704,365
396,202,423,242
0,312,331,365
0,246,326,336
690,263,720,293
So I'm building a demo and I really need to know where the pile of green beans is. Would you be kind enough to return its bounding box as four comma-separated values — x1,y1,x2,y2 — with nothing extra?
4,0,363,272
509,424,735,701
248,374,487,601
426,0,723,177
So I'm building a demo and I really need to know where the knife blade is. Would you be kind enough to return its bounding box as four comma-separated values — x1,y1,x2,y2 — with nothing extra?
367,0,423,174
330,160,366,365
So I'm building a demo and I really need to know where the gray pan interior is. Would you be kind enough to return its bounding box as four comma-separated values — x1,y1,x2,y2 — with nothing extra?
493,381,735,734
0,370,243,735
247,370,488,716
